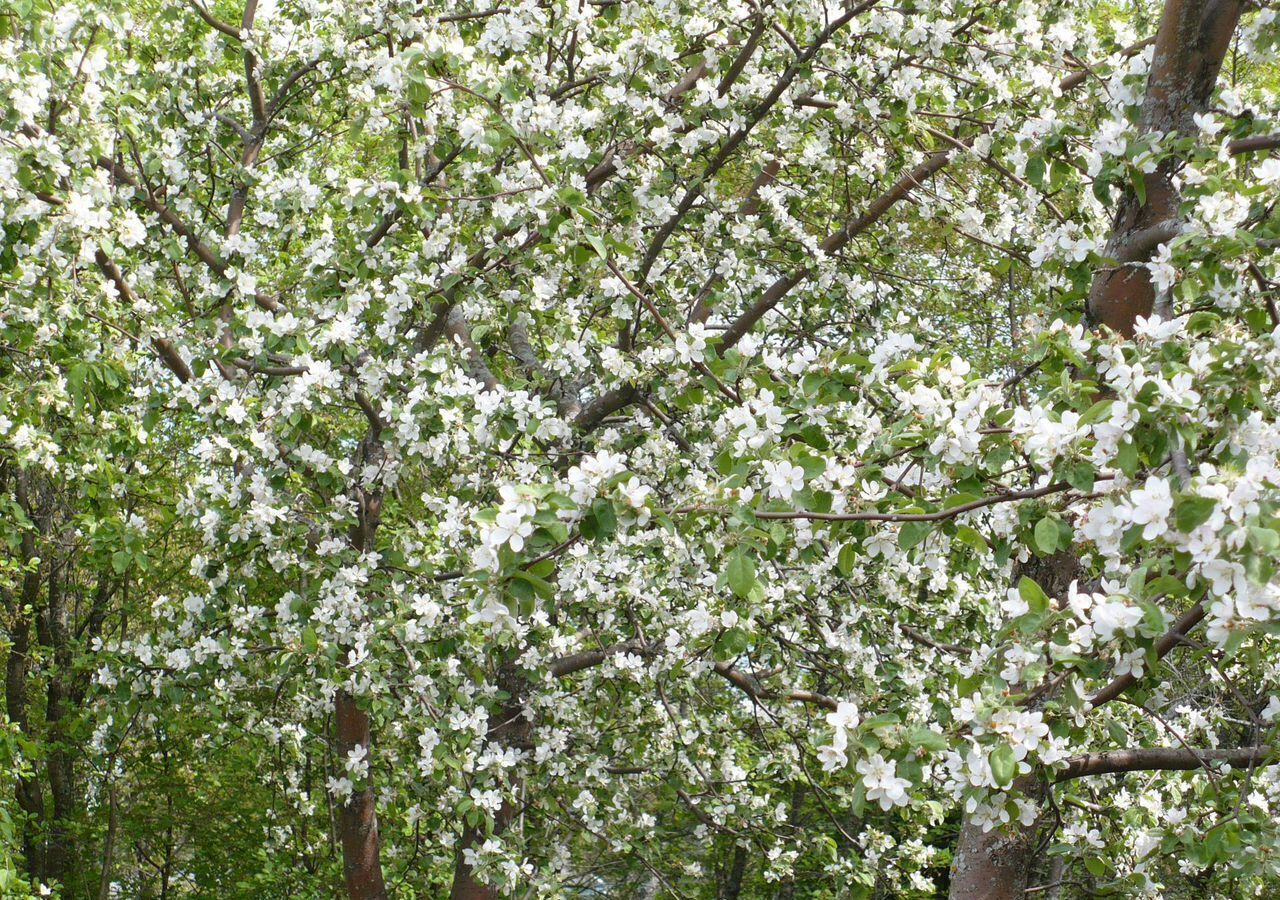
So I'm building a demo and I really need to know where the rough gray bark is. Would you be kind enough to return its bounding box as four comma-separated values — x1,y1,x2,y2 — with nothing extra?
948,552,1079,899
949,807,1039,900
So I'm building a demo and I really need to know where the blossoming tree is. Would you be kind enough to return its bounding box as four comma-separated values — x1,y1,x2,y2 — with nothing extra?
3,0,1280,897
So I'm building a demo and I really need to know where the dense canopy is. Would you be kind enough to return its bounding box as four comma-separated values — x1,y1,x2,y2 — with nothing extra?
2,0,1280,897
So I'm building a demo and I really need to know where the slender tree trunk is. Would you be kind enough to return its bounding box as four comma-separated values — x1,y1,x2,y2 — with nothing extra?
97,781,119,900
6,607,44,881
775,783,805,900
721,844,747,900
7,472,46,881
336,429,389,900
336,690,388,900
43,560,77,887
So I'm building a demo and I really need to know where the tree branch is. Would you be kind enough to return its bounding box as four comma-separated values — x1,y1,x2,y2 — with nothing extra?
548,640,647,678
712,661,838,711
1057,745,1270,781
1088,601,1205,708
94,251,193,383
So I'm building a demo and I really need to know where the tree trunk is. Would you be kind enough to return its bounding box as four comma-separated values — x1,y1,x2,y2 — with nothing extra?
948,814,1038,900
97,781,119,900
448,669,531,899
336,690,388,900
7,472,47,881
1087,0,1244,335
42,560,77,887
952,1,1247,892
6,606,44,882
951,2,1247,887
721,843,747,900
337,429,389,899
448,799,515,900
950,551,1075,899
775,783,805,900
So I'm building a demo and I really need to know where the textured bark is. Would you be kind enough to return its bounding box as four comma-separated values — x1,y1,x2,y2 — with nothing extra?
1086,0,1245,335
336,428,388,900
949,556,1079,899
953,3,1246,891
448,797,516,900
6,600,44,880
1058,745,1271,780
948,813,1038,900
335,691,388,900
42,560,77,886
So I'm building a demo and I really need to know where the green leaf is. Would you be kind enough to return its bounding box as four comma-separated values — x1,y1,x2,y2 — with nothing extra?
714,626,750,660
898,521,930,551
1249,526,1280,554
527,558,556,578
301,626,318,654
989,743,1017,787
1025,155,1046,188
1080,399,1113,425
836,543,857,577
585,232,608,260
1137,597,1166,635
955,525,988,552
1018,576,1050,615
1131,167,1146,206
860,713,901,731
111,550,130,574
1115,441,1138,477
726,552,756,599
508,576,535,604
1065,461,1095,493
511,569,555,600
1034,517,1060,554
1246,552,1274,586
908,728,948,753
591,499,618,539
797,454,826,480
1174,495,1216,533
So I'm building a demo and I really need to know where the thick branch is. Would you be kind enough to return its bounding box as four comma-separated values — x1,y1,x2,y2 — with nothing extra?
95,155,281,313
1229,134,1280,155
1086,0,1245,335
548,641,646,678
1088,601,1205,707
1057,745,1270,781
443,308,498,391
